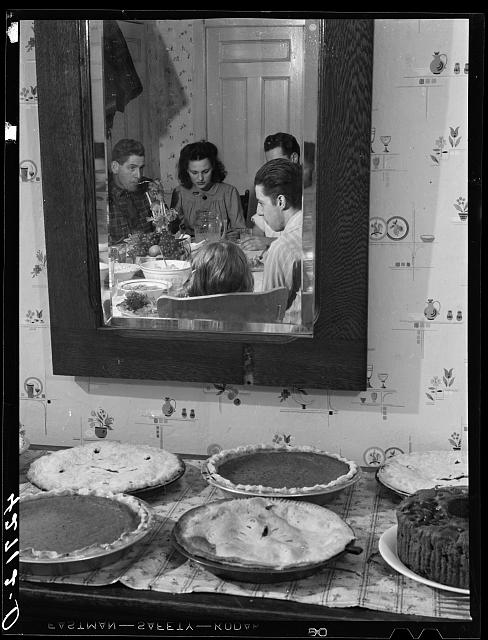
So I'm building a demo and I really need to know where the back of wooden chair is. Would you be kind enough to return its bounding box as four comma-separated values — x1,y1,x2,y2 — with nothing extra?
156,287,288,323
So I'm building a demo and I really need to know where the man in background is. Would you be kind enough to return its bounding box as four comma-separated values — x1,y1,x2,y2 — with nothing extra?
108,138,153,244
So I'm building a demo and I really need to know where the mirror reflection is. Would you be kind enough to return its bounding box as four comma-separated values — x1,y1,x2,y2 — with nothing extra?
90,18,317,334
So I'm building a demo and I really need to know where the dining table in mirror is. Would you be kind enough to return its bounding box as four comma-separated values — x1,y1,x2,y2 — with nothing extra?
89,17,317,335
34,15,373,389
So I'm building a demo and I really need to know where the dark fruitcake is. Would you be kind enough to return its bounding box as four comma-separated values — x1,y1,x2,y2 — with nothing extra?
396,486,469,589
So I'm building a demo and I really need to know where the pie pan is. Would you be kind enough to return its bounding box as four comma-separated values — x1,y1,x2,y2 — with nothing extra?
128,460,186,497
375,468,411,498
171,498,362,583
171,531,362,583
202,463,361,505
20,493,155,577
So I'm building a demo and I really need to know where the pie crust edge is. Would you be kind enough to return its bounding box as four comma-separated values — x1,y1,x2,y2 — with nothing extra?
26,441,185,493
205,444,359,494
20,488,153,561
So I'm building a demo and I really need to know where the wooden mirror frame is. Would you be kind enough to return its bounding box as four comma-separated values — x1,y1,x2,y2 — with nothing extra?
34,17,373,389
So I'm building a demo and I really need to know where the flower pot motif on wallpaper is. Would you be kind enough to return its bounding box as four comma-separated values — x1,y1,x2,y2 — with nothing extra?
453,196,468,221
31,250,47,278
213,383,242,406
430,136,449,164
448,431,462,451
20,85,37,103
88,407,114,438
426,368,455,402
272,433,294,446
25,309,44,324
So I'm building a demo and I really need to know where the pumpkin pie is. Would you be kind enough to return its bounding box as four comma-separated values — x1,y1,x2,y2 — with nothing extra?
20,489,152,560
205,444,358,495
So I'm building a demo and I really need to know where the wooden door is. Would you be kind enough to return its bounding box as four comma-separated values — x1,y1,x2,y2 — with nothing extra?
205,21,305,193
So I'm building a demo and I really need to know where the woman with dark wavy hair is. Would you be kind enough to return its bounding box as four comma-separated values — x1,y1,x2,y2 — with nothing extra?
170,141,246,238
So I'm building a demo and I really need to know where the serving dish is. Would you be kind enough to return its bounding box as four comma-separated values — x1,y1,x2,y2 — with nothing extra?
203,464,361,505
139,258,192,286
113,262,141,283
378,525,469,595
117,278,172,302
171,530,362,583
20,493,154,577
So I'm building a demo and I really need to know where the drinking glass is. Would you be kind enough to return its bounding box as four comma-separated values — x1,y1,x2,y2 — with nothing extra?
194,210,223,244
378,372,389,388
366,364,374,388
380,135,391,153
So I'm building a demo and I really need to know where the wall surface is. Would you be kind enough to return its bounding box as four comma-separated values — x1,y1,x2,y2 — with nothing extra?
18,18,469,466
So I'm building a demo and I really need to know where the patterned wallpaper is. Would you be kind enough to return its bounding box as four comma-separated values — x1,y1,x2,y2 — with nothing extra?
18,19,469,467
149,20,196,194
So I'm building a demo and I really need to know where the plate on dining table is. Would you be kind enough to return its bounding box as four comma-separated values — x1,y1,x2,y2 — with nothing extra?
378,525,469,594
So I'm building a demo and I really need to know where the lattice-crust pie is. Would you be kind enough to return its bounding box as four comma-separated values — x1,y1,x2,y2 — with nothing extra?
27,441,184,493
175,497,355,569
205,444,358,495
377,450,468,495
20,489,152,560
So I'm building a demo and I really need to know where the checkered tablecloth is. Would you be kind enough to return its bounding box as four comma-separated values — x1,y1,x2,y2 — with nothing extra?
20,452,471,620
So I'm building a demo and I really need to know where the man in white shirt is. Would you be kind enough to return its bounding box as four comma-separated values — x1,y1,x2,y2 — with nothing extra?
242,133,301,251
253,158,303,312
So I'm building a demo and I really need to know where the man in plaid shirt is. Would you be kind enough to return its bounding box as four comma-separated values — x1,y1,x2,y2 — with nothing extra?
108,138,153,244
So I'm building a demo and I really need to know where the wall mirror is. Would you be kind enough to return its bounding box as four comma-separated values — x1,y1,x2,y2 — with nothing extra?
34,16,373,389
89,18,317,335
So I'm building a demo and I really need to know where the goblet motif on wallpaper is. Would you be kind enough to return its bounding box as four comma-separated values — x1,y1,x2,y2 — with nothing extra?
371,127,376,153
366,364,374,388
377,372,389,389
380,135,391,153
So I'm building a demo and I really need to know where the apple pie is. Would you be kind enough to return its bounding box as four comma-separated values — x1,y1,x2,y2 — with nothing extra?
377,450,468,495
174,496,355,569
27,441,184,493
205,444,358,495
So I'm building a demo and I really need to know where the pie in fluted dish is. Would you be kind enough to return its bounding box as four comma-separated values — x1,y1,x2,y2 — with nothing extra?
27,441,184,493
205,444,358,495
174,497,355,569
377,450,468,495
20,489,152,561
